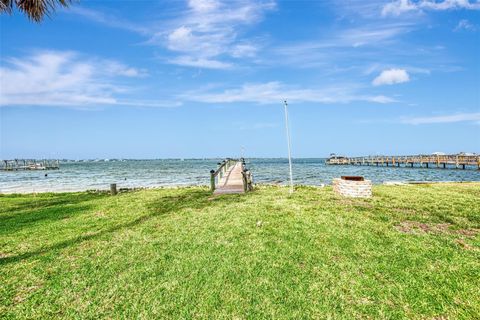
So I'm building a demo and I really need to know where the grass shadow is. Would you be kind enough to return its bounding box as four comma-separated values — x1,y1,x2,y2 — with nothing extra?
0,188,247,266
0,193,108,234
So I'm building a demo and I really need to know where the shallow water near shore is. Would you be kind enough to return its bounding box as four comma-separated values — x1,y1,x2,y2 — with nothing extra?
1,158,479,193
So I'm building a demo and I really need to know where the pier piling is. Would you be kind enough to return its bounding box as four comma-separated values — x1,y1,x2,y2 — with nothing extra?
110,184,117,195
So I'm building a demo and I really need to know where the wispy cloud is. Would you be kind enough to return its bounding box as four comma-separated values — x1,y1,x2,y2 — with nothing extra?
454,19,477,31
275,23,412,53
382,0,480,16
68,1,274,69
268,22,415,70
168,56,233,69
373,68,410,86
0,51,178,108
365,64,430,76
152,0,275,69
67,7,149,34
181,81,395,104
402,112,480,124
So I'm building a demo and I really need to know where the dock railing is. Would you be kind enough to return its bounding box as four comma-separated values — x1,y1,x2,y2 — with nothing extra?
210,158,237,192
1,159,60,171
210,158,253,193
241,159,254,192
326,154,480,170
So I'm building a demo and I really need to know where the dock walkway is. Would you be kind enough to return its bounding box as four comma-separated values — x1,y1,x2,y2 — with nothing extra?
214,162,245,195
210,158,253,195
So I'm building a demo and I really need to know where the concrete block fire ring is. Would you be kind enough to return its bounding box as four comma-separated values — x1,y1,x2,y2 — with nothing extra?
333,176,372,198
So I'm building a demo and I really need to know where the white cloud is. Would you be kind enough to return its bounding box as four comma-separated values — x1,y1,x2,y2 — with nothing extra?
69,1,274,69
159,0,275,68
382,0,418,16
181,81,395,104
188,0,220,12
420,0,480,10
230,43,258,58
372,68,410,86
382,0,480,16
364,64,430,76
103,61,148,77
167,26,196,52
0,51,176,108
454,19,477,31
168,56,233,69
402,112,480,124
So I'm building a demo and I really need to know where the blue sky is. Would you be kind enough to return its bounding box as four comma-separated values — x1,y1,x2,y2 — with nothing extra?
1,0,479,159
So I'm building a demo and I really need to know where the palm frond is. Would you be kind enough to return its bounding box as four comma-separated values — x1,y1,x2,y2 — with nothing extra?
9,0,71,22
0,0,13,13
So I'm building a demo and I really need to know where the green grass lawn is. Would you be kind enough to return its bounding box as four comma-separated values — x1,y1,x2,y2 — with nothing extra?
1,184,479,319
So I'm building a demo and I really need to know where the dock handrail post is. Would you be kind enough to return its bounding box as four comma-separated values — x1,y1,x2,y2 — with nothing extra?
247,171,253,191
241,165,253,193
242,170,248,192
210,170,215,192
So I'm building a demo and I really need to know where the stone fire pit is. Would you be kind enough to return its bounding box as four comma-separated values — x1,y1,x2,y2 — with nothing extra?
333,176,372,198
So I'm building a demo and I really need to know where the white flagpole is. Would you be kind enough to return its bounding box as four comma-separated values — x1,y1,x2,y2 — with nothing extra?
284,100,294,193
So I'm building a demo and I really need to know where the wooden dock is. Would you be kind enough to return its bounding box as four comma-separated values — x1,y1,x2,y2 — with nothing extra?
326,154,480,170
210,158,253,195
1,159,60,171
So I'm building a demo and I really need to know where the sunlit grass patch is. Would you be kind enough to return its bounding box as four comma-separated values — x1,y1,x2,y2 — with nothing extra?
1,183,479,319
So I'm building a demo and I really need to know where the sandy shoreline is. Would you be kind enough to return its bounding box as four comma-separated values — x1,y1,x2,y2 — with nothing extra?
1,181,479,195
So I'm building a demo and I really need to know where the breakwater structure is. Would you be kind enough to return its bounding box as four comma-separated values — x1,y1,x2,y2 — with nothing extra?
1,159,60,171
210,158,254,194
326,154,480,170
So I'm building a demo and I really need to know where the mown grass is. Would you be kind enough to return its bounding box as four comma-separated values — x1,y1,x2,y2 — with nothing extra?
1,183,479,319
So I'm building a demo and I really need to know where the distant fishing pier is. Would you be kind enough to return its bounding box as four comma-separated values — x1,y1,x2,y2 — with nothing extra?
327,155,480,170
1,159,60,171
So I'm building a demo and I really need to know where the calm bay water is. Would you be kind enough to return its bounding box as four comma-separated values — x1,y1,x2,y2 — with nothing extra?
1,158,480,193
